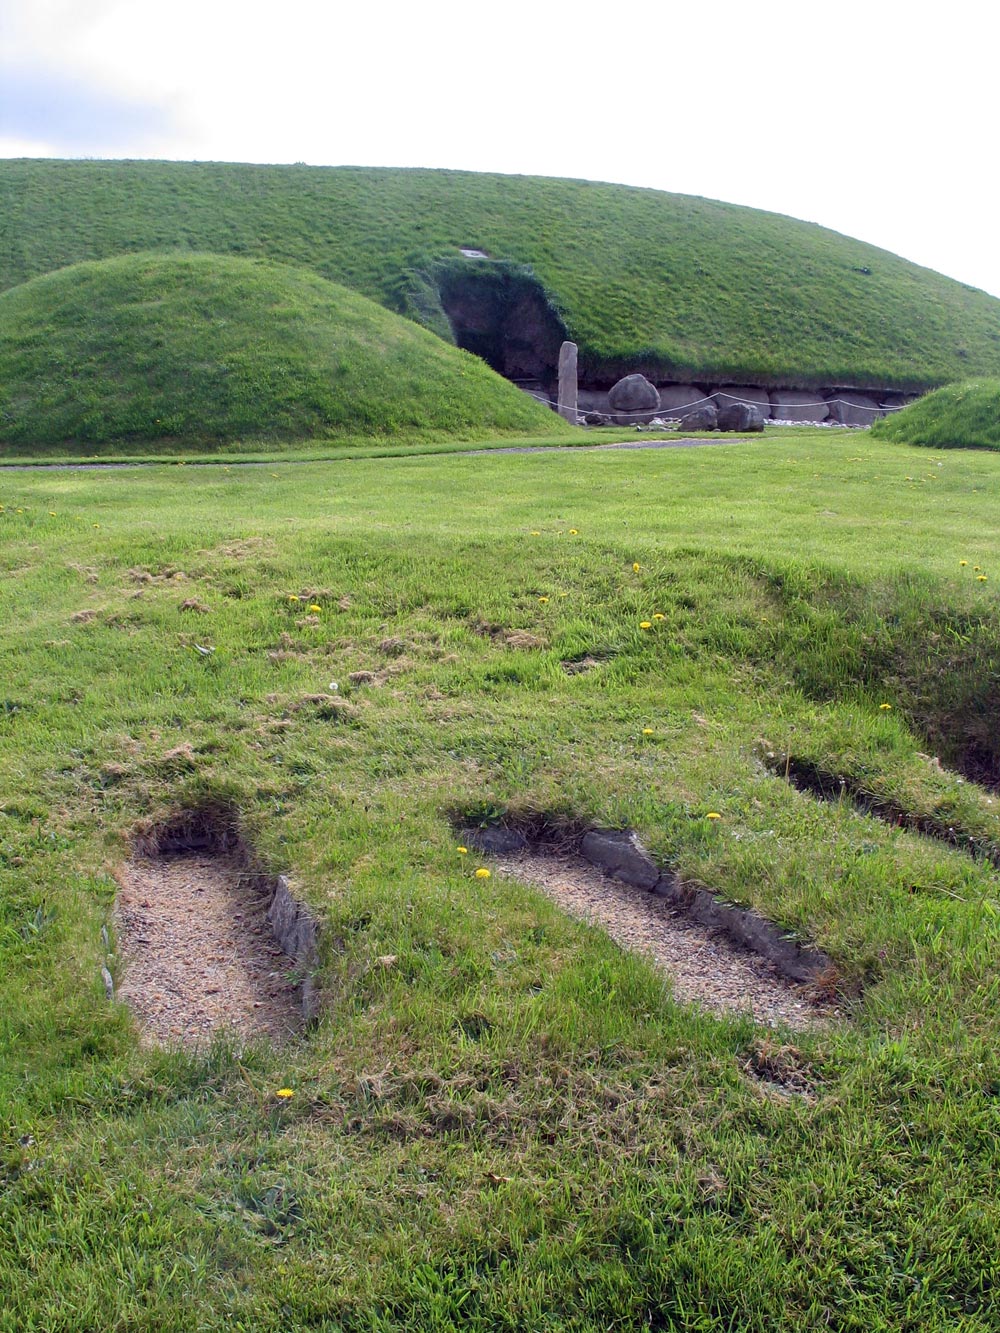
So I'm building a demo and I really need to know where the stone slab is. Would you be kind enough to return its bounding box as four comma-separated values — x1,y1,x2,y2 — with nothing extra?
769,390,830,423
826,392,882,425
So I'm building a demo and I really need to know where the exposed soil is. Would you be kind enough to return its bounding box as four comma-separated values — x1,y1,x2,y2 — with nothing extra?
114,852,303,1047
494,849,834,1030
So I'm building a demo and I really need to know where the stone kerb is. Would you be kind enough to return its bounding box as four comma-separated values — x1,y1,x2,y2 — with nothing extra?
770,390,830,423
826,392,883,425
713,386,772,419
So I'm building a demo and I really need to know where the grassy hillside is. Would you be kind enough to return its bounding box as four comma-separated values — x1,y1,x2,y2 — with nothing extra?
3,435,1000,1329
872,378,1000,450
3,159,1000,389
0,252,567,453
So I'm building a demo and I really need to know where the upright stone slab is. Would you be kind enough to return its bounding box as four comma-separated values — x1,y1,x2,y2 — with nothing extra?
713,385,771,419
558,341,578,423
826,391,882,425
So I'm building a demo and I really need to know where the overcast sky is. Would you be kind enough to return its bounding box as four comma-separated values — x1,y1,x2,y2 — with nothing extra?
3,0,999,299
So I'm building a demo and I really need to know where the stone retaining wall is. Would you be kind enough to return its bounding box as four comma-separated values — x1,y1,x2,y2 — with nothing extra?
541,380,919,425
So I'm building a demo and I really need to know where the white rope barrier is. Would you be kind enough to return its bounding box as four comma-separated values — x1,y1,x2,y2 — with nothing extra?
516,386,908,419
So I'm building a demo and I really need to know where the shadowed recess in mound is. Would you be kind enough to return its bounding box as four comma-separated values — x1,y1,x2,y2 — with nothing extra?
113,804,320,1047
453,815,837,1029
401,257,567,385
775,754,1000,870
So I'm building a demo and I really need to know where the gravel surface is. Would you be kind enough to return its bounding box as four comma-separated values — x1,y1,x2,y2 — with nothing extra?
0,437,749,471
115,853,303,1047
495,850,832,1030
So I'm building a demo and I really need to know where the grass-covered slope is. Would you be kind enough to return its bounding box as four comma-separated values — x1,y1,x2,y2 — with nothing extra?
0,251,567,453
3,159,1000,390
872,379,1000,450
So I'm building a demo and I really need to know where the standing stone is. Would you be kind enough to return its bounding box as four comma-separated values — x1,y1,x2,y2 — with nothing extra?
558,341,578,423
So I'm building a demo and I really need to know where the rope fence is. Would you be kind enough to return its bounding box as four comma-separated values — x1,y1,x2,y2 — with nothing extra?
515,386,908,419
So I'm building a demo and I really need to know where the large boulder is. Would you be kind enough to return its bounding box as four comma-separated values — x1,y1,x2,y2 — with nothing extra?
680,404,718,431
717,402,765,432
713,385,771,419
608,374,660,424
769,390,829,423
826,392,883,425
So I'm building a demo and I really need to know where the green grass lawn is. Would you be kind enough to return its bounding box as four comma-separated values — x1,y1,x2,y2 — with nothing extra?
4,159,1000,389
2,431,1000,1330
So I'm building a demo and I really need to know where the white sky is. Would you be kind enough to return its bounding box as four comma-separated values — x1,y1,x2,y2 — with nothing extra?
3,0,1000,298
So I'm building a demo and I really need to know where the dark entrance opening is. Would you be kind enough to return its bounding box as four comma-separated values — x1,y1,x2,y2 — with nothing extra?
435,260,567,385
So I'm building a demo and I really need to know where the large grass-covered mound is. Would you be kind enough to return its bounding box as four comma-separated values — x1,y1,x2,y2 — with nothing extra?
3,159,1000,390
871,379,1000,450
0,251,568,452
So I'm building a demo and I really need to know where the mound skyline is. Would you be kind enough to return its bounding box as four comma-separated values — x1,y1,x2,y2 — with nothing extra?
3,159,1000,393
0,252,567,452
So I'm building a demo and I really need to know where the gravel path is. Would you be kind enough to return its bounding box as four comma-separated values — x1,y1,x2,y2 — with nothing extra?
0,437,747,472
115,853,303,1047
495,850,831,1030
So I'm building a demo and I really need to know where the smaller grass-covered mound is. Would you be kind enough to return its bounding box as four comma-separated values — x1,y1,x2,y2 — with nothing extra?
872,379,1000,450
0,252,568,453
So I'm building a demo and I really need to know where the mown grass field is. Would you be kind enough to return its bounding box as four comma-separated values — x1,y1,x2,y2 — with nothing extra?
2,430,1000,1331
4,159,1000,389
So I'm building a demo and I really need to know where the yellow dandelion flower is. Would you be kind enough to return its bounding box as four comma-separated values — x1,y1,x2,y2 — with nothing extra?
960,560,968,566
456,846,468,855
475,867,491,879
275,1088,294,1098
538,596,549,603
642,727,654,735
978,575,988,582
879,703,893,710
706,812,722,821
48,511,56,517
639,621,652,629
974,566,981,571
288,595,300,602
653,613,665,620
530,530,541,536
93,523,100,528
632,562,641,573
569,528,578,534
308,603,322,612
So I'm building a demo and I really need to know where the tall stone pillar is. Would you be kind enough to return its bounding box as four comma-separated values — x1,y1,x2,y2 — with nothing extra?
557,341,578,423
